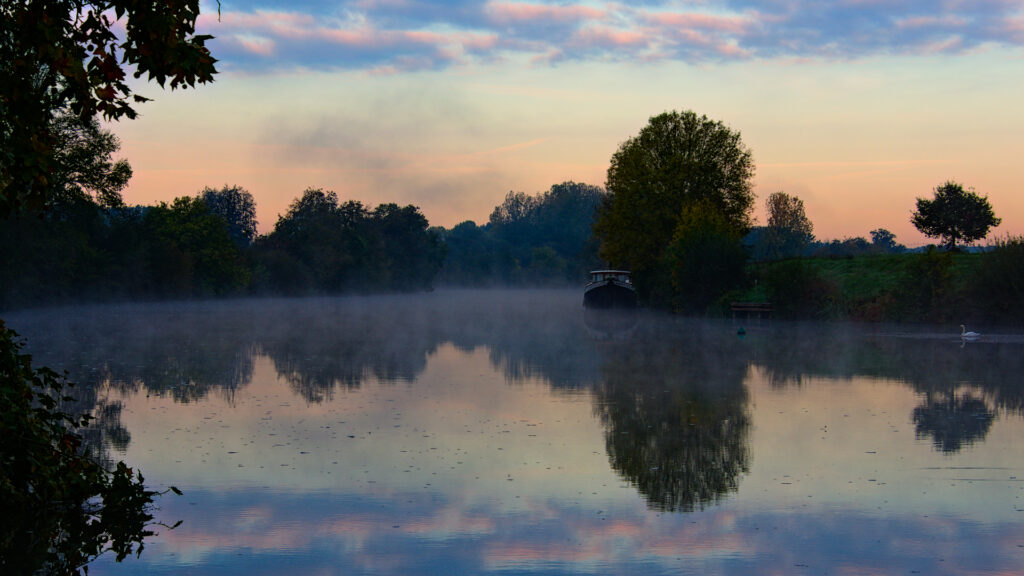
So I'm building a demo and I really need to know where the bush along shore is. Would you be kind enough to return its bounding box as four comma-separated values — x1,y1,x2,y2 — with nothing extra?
735,238,1024,325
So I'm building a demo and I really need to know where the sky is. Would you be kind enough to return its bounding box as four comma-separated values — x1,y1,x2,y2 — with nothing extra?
110,0,1024,245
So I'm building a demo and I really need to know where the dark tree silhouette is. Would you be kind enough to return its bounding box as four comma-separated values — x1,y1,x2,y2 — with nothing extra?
440,181,605,285
911,181,1000,250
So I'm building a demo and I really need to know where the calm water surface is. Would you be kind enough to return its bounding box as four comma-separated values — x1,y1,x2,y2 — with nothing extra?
7,290,1024,575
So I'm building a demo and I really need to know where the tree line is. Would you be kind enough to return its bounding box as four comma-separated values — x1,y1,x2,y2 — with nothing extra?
1,113,616,308
0,112,445,308
0,185,446,308
437,181,606,286
590,109,1013,319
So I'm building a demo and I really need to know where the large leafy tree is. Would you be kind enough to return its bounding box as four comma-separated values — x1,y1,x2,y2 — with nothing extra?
369,203,446,290
48,109,132,211
911,181,1000,250
593,110,755,300
1,0,217,216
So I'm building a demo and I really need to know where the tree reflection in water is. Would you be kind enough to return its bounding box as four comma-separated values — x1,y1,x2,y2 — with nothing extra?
593,319,751,512
913,390,995,453
9,294,1024,517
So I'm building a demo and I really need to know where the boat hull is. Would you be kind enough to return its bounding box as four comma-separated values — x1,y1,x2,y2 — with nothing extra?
583,281,637,309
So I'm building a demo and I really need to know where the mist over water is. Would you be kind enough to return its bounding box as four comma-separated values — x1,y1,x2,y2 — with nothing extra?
6,290,1024,575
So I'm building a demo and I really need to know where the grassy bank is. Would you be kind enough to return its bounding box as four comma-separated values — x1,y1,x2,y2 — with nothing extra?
739,248,1023,325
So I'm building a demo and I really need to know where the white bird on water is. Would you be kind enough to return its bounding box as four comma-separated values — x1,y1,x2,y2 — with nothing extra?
960,325,981,339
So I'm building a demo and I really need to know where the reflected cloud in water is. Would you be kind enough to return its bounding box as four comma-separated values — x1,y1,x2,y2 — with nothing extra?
94,486,1024,575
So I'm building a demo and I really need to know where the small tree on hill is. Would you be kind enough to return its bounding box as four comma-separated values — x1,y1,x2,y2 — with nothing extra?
870,228,901,253
911,181,1000,250
763,191,814,260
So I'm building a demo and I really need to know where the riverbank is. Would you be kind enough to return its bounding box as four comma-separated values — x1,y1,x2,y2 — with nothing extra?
739,243,1023,325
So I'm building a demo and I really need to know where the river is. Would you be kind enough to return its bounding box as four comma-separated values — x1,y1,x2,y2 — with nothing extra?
6,289,1024,574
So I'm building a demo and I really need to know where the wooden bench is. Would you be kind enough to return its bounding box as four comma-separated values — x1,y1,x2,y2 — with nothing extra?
730,302,772,319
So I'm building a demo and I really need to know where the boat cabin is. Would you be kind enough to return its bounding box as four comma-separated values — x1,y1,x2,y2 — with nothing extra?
588,270,632,284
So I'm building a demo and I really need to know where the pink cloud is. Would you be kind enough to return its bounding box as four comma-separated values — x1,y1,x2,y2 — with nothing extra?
352,0,412,9
1002,15,1024,41
220,10,319,40
572,26,648,48
234,36,277,57
205,7,501,68
918,35,965,54
643,11,753,35
485,1,606,24
716,42,751,57
896,15,968,29
319,28,379,46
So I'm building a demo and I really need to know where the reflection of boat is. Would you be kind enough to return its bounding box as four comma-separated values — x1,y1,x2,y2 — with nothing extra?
583,308,639,340
584,270,637,309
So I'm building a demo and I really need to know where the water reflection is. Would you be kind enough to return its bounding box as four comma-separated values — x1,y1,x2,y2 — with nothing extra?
6,292,1024,574
11,296,1024,462
594,320,750,511
913,389,996,453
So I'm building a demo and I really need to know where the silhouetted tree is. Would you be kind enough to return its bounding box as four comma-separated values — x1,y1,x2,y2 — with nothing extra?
0,112,133,306
254,188,442,293
47,110,132,211
912,181,1000,250
143,196,249,296
870,228,904,253
369,203,445,290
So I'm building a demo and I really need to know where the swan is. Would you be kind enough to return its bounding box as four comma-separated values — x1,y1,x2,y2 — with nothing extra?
960,325,981,339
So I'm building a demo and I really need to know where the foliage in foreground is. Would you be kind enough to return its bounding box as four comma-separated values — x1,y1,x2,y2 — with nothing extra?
0,323,176,575
2,0,217,216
